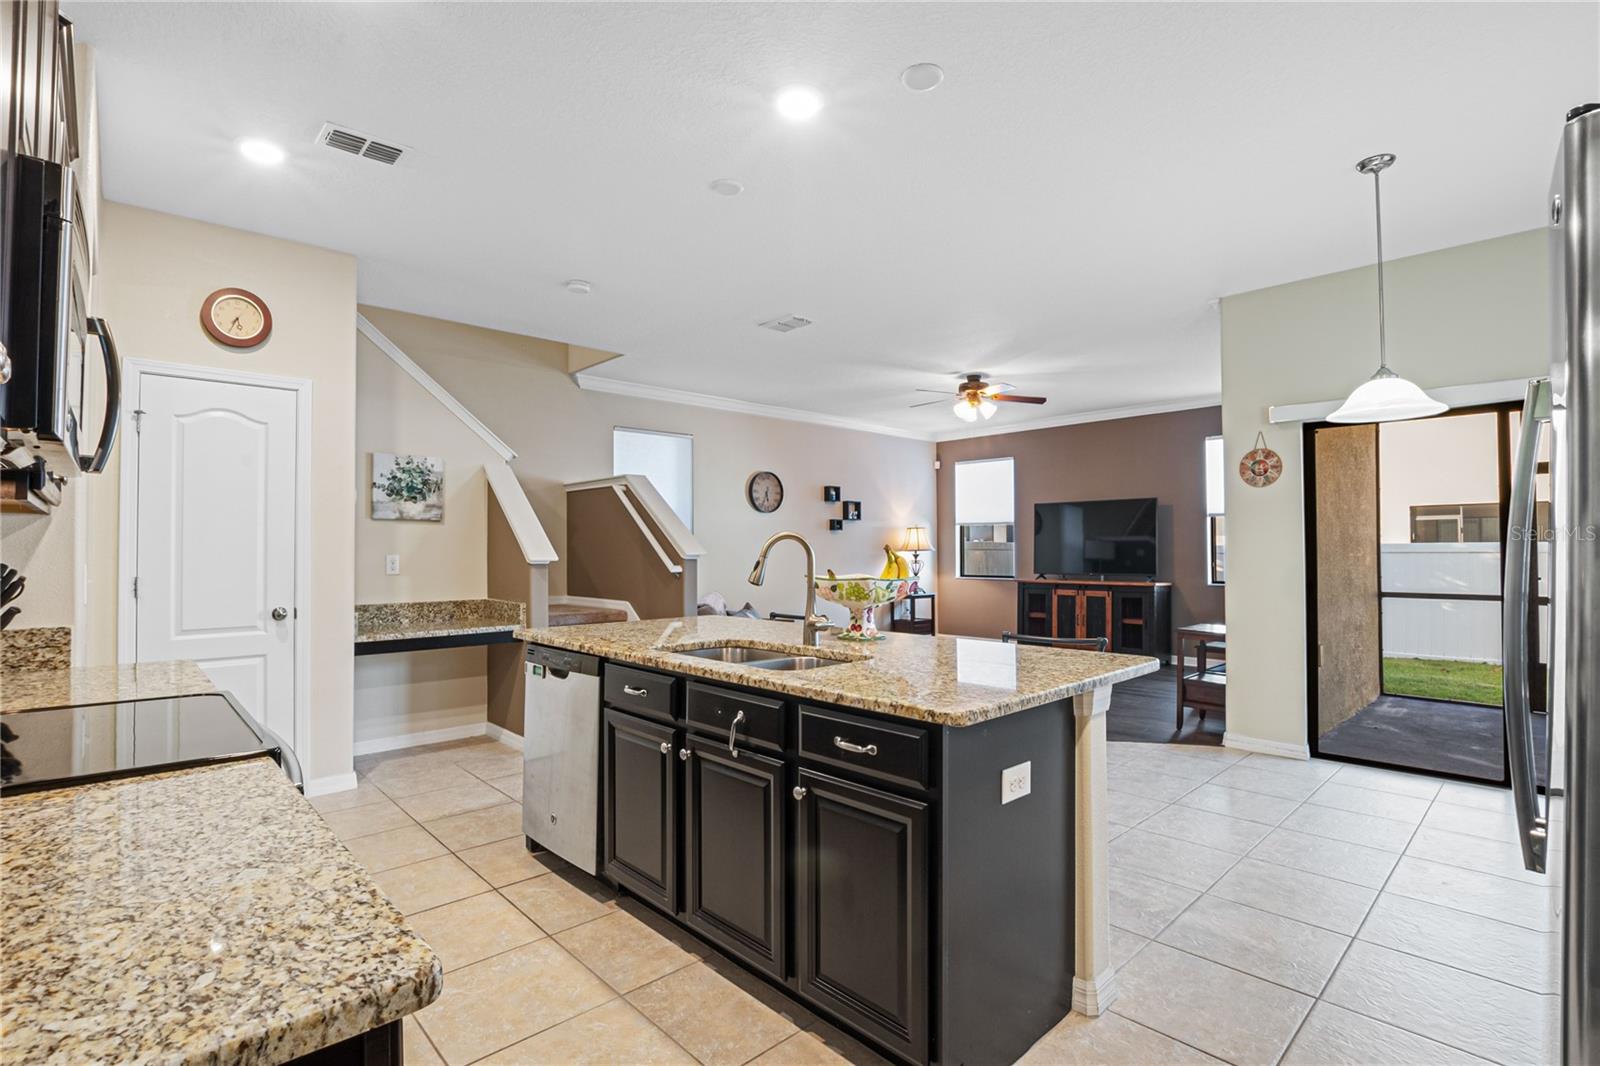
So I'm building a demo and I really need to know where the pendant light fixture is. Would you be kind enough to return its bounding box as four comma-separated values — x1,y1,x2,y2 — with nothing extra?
1326,154,1448,424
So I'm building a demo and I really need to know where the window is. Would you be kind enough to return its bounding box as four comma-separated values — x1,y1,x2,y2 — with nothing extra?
613,428,693,529
1205,435,1226,584
1409,503,1501,544
954,458,1015,578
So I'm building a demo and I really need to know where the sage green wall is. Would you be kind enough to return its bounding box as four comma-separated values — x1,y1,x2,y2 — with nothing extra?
1219,229,1547,754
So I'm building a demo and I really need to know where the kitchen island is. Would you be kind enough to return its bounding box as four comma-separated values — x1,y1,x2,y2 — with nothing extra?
516,616,1158,1066
1,662,442,1065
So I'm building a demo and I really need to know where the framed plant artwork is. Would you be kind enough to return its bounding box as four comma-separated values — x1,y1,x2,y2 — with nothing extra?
372,453,444,521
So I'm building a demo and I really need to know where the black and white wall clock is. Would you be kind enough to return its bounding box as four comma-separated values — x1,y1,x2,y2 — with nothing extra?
747,471,784,513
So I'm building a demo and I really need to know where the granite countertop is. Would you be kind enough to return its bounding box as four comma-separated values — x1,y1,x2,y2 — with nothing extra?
1,758,442,1065
2,660,217,713
1,625,74,674
517,616,1159,726
355,598,526,643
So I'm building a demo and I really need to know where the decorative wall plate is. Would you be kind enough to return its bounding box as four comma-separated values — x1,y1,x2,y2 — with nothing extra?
1239,432,1283,488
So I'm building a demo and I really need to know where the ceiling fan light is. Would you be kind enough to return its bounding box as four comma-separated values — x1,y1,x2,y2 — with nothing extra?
1327,367,1448,424
978,399,997,419
952,398,979,422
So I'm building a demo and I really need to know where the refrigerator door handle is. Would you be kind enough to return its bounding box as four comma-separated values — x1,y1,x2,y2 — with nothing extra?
1504,377,1551,874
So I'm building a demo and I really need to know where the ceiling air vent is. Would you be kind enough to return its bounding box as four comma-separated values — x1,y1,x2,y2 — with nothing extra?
315,122,408,165
758,314,813,333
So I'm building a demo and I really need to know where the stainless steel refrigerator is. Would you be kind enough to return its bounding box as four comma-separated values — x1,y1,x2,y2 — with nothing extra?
1505,100,1599,1065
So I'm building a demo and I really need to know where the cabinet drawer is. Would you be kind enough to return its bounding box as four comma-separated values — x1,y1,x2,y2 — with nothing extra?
798,706,931,791
604,665,678,723
686,682,784,755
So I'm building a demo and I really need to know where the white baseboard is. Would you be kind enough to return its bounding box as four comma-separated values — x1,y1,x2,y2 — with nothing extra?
1224,731,1311,760
352,722,489,757
551,594,638,621
1072,969,1117,1016
484,721,522,750
303,771,359,797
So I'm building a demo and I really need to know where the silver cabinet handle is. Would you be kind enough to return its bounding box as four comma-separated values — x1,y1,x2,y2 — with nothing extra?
271,606,289,621
792,786,807,801
728,709,745,759
658,740,672,754
679,747,693,761
833,735,878,757
1503,378,1551,874
624,685,649,698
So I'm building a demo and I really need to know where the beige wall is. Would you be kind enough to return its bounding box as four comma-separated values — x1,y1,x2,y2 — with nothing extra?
81,203,359,784
1220,228,1548,753
353,334,505,746
933,406,1226,640
357,306,938,621
354,336,490,602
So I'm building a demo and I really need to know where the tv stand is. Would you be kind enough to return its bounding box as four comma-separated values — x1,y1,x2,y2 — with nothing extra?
1016,578,1171,658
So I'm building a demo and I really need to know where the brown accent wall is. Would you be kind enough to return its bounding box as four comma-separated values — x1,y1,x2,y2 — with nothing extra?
1312,424,1382,735
566,487,694,621
934,406,1225,640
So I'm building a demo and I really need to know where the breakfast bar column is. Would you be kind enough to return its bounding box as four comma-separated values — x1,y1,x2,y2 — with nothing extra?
1071,684,1115,1015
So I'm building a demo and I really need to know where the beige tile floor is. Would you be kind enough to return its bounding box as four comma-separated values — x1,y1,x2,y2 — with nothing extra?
323,738,890,1066
320,737,1562,1065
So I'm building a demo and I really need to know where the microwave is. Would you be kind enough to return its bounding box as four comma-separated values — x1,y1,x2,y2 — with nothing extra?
1,153,119,482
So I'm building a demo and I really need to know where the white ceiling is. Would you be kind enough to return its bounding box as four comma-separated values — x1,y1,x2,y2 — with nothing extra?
68,2,1597,439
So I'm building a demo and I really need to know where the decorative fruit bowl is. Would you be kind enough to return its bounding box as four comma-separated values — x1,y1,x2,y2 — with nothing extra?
813,575,910,641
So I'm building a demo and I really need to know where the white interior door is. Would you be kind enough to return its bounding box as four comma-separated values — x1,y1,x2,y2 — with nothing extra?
132,371,298,745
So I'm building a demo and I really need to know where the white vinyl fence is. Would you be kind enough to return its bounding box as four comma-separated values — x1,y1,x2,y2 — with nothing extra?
1380,543,1551,664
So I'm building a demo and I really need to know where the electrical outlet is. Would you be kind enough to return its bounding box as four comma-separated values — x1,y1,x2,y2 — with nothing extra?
1001,761,1031,805
385,555,400,575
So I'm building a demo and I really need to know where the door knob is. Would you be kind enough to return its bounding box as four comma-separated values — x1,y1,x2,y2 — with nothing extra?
271,607,289,621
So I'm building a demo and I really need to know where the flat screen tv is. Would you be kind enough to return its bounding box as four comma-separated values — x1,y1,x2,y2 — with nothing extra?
1034,498,1159,579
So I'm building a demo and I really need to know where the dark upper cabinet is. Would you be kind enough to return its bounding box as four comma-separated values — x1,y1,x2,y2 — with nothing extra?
794,768,929,1065
682,744,787,979
602,707,679,913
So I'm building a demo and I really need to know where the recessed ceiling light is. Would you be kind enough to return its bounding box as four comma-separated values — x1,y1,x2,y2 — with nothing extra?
774,85,823,122
901,63,944,92
237,138,286,166
709,179,744,197
565,279,593,295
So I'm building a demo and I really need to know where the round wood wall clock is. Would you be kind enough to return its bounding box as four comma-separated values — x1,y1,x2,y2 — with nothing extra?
1239,432,1283,488
747,471,784,513
200,288,272,348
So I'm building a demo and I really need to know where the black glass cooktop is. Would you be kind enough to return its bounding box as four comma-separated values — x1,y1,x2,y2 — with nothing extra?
0,692,291,795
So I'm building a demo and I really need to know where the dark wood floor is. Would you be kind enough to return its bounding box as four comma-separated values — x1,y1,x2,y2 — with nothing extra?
1108,665,1226,746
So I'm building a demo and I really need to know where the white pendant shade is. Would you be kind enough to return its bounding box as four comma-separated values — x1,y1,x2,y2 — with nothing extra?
952,399,979,422
1330,153,1451,426
1327,368,1448,423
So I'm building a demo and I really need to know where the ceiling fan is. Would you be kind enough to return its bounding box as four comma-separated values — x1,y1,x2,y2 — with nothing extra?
910,373,1048,422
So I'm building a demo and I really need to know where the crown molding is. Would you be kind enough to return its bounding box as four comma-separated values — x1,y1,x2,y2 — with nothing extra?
572,372,935,441
575,372,1222,445
930,394,1223,441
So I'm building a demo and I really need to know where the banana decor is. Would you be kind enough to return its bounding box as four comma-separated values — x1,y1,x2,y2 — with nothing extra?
878,545,911,580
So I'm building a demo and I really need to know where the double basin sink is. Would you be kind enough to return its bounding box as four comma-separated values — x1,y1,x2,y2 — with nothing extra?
673,643,849,672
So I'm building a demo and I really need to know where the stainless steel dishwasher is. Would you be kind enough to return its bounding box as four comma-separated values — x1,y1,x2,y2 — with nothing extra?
522,644,602,875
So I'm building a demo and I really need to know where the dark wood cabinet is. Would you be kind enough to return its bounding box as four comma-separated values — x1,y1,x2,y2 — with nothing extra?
602,707,679,913
794,769,929,1065
683,744,787,979
1019,578,1171,658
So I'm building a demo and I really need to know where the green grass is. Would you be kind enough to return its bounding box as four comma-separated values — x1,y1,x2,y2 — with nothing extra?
1382,657,1503,706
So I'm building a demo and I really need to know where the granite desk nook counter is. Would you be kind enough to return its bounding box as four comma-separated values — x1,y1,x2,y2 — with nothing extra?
515,615,1159,1066
0,661,443,1065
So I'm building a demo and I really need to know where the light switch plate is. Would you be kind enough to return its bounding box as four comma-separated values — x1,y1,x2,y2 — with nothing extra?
1001,761,1032,805
385,554,401,575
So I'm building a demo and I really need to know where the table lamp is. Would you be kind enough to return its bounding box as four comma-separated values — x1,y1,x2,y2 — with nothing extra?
900,526,932,591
